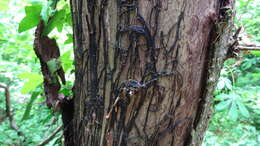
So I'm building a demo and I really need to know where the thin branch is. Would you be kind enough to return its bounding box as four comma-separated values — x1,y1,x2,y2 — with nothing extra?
232,26,260,51
237,45,260,51
37,125,63,146
0,83,7,89
0,83,24,136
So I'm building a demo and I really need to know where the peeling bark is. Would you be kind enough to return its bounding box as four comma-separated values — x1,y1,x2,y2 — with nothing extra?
33,21,74,145
34,21,66,108
68,0,236,145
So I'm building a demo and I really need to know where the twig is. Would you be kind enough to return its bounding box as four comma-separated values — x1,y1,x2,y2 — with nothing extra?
37,125,63,146
237,45,260,51
0,83,24,136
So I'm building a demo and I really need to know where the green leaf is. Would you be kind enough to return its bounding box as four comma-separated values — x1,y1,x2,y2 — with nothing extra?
18,16,39,33
217,77,226,90
217,77,232,90
64,33,73,44
228,101,238,121
47,58,61,75
42,9,66,36
241,60,253,70
215,100,231,111
236,100,250,118
214,93,230,101
18,73,43,94
40,3,51,24
251,51,260,57
21,91,40,121
56,22,64,32
25,4,42,15
61,50,73,72
60,81,73,96
224,79,232,90
18,4,43,33
65,12,72,26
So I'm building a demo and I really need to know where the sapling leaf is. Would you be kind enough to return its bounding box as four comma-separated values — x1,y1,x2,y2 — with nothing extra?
215,100,231,111
237,100,250,118
18,4,42,33
228,101,238,121
61,50,73,72
42,9,66,36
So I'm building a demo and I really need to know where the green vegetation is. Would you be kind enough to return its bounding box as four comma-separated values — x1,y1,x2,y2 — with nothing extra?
203,55,260,146
0,0,259,145
203,0,260,145
0,0,72,145
235,0,260,43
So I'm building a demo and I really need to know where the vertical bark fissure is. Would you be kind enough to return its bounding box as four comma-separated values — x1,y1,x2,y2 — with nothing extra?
70,0,87,145
86,0,98,98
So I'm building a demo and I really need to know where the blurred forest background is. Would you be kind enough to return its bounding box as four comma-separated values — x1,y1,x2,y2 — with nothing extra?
0,0,259,145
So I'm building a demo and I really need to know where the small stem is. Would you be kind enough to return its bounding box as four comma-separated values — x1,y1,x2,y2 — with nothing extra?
226,66,235,87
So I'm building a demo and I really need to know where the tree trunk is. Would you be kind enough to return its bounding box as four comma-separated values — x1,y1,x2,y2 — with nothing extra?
68,0,235,145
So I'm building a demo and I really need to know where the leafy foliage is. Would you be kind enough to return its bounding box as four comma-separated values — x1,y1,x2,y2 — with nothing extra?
203,55,260,145
203,51,260,143
18,0,71,36
18,73,43,94
203,0,260,145
235,0,260,42
18,4,43,33
0,0,73,145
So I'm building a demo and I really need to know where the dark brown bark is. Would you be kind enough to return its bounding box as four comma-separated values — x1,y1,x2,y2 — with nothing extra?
68,0,236,146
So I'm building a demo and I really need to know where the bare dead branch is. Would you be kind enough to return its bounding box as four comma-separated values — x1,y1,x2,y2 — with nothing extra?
0,83,7,89
233,26,242,39
237,45,260,51
0,83,24,136
37,125,63,146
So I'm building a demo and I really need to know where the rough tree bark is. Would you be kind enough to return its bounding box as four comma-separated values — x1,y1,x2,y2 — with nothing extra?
65,0,236,145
